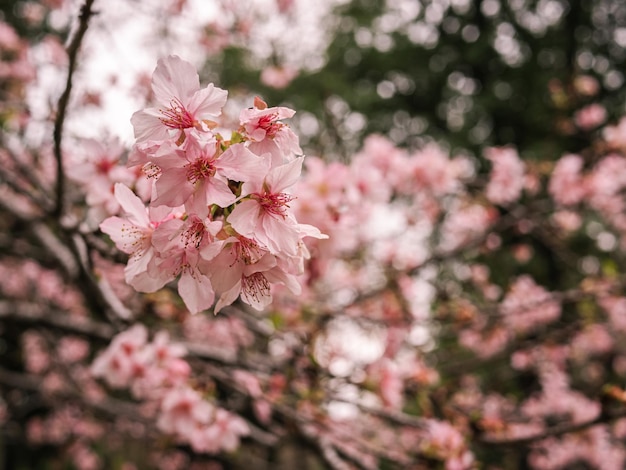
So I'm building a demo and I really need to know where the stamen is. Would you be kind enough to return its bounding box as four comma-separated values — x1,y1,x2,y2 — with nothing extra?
181,219,206,249
143,162,161,179
257,114,282,138
185,158,216,184
241,272,271,304
254,191,295,217
236,238,264,265
159,98,195,130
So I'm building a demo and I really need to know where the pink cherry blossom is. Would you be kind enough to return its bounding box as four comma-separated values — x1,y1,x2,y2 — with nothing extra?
260,65,298,89
151,215,223,314
91,324,148,388
131,55,227,144
604,116,626,150
240,96,302,165
206,236,295,312
484,146,525,206
574,103,607,130
500,275,561,335
227,157,303,256
65,138,136,226
151,137,268,217
548,154,586,206
157,386,215,441
99,183,174,292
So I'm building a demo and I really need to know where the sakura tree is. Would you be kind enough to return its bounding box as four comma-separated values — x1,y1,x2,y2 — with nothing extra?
3,1,626,469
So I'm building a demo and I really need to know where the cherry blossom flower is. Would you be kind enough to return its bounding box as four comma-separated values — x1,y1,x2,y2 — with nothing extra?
260,65,298,89
131,55,227,144
99,183,175,292
500,275,561,335
574,103,607,130
91,324,149,388
549,154,586,206
484,146,525,206
206,235,300,312
421,419,474,470
604,116,626,150
157,386,215,443
240,96,302,165
151,215,223,314
151,137,268,217
66,138,136,227
228,157,304,255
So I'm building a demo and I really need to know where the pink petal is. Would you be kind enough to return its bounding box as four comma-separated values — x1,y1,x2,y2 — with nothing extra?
114,183,150,227
202,177,238,208
99,216,141,254
131,108,170,143
217,144,270,183
266,157,303,192
227,199,261,237
187,83,228,118
214,283,241,314
178,269,215,314
153,169,192,207
152,55,200,105
260,214,300,255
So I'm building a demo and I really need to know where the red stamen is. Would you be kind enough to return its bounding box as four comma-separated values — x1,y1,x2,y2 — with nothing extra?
159,98,195,130
242,272,270,303
185,158,216,184
255,191,295,217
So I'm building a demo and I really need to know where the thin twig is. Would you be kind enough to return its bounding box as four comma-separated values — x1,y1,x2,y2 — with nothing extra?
53,0,97,218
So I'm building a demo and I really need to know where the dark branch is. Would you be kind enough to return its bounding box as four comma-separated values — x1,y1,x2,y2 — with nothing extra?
52,0,97,218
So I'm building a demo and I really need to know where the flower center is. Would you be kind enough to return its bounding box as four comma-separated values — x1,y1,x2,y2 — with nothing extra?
159,98,195,130
257,114,282,138
181,219,207,250
235,237,264,265
185,158,216,184
254,191,294,217
242,272,270,303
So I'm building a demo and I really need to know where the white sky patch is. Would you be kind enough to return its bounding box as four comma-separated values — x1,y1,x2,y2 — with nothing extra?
364,202,407,241
314,317,386,377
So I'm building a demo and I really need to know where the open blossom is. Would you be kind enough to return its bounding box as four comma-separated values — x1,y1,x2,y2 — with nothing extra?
604,116,626,150
421,419,474,470
157,387,249,454
151,137,268,217
66,138,134,210
92,326,190,398
228,157,304,256
574,103,607,130
484,146,525,206
206,235,302,313
548,154,586,206
131,55,227,144
151,215,223,314
260,65,298,89
240,96,302,165
91,324,148,388
501,275,561,335
99,183,175,292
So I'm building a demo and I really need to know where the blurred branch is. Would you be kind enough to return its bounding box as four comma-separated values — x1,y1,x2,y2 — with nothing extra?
0,300,113,340
0,366,153,425
480,407,626,447
53,0,97,218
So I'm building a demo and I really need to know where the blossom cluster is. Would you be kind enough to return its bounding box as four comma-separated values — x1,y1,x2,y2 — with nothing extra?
91,324,250,453
100,55,326,314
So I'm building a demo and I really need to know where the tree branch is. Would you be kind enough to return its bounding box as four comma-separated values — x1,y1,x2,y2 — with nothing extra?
53,0,97,218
